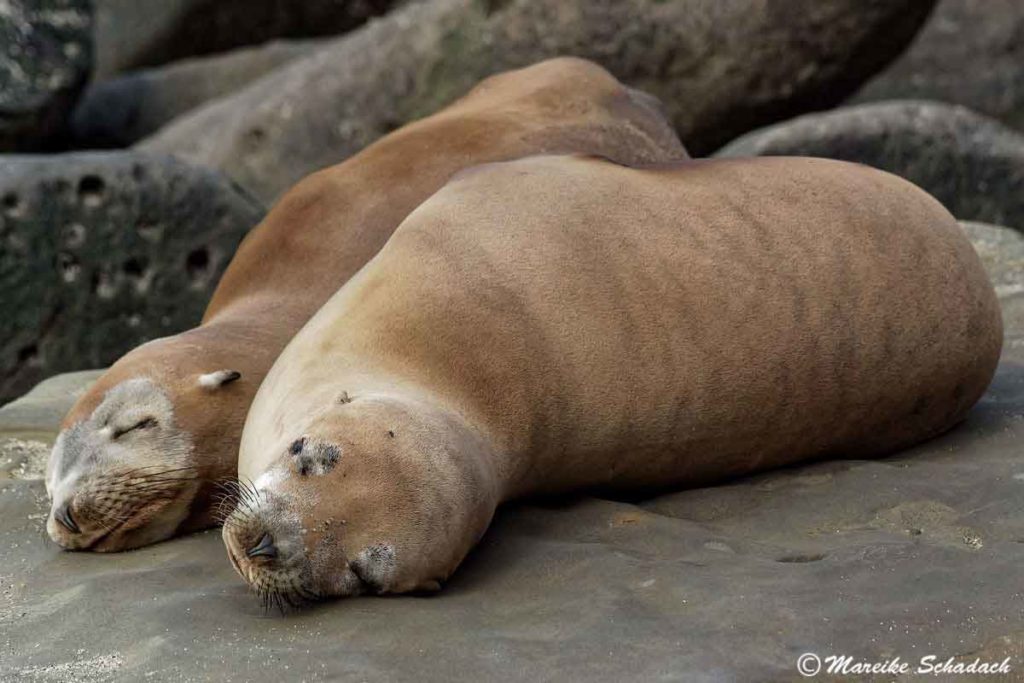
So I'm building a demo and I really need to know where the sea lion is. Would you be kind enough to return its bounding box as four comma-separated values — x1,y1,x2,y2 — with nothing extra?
44,58,687,551
223,154,1002,605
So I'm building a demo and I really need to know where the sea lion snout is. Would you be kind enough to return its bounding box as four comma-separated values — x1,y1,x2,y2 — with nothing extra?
221,483,331,608
231,396,502,604
45,377,198,550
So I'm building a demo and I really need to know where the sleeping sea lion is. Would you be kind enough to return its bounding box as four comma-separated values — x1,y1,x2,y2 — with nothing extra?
223,154,1002,605
45,58,687,551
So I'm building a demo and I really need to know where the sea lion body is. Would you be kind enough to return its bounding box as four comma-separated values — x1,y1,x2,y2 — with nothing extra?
45,58,687,551
227,155,1001,601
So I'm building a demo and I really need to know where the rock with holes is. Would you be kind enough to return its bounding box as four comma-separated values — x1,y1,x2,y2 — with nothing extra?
138,0,935,203
71,38,325,148
850,0,1024,133
716,101,1024,231
0,0,93,151
0,152,264,403
92,0,397,79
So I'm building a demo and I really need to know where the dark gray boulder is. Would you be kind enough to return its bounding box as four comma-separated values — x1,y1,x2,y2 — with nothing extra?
716,101,1024,231
93,0,397,79
139,0,936,203
0,0,93,151
851,0,1024,133
0,152,265,402
71,39,324,148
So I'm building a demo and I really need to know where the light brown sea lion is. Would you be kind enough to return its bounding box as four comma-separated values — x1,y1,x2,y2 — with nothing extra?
44,58,687,551
223,154,1002,605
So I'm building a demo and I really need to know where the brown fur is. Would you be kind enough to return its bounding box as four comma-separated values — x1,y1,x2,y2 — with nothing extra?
46,58,687,551
226,155,1002,603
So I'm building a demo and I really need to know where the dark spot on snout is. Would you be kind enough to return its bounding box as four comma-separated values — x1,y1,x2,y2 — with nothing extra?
387,430,395,438
293,441,341,476
289,437,306,455
322,444,340,468
349,544,396,594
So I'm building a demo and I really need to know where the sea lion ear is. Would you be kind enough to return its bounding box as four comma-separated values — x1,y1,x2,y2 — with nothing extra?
198,370,242,390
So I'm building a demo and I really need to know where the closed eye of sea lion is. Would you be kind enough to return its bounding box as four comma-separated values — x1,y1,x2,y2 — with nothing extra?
45,58,688,551
223,155,1002,606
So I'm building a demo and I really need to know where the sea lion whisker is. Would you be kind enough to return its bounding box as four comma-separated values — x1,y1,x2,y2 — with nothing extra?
221,509,259,529
119,466,198,478
121,473,201,483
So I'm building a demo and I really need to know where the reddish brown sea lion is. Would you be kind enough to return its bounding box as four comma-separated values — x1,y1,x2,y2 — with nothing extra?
45,58,687,551
224,154,1001,605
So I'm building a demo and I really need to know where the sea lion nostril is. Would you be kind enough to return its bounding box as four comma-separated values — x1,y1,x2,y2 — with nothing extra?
247,532,278,559
55,503,80,534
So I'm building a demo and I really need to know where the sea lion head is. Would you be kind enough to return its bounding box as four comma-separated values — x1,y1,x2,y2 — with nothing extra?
222,393,498,607
46,335,245,551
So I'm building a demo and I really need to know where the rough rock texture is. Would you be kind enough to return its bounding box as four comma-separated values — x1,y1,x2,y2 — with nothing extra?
71,39,324,148
0,225,1021,680
93,0,397,79
139,0,936,203
851,0,1024,133
0,152,265,403
962,222,1024,301
0,0,93,152
716,101,1024,231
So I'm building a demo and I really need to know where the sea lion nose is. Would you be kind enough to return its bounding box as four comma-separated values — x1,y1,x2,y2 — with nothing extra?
54,502,80,534
246,532,278,559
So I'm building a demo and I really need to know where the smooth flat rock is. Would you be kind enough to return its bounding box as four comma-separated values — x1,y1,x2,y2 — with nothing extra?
139,0,935,203
1,230,1021,680
0,369,103,438
92,0,396,79
851,0,1024,133
716,101,1024,231
71,39,325,148
0,0,92,151
0,152,265,403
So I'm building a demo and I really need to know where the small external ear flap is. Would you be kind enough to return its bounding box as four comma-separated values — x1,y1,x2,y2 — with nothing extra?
198,370,242,390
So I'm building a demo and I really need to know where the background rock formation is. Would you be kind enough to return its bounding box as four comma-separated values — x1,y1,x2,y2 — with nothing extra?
71,39,324,147
851,0,1024,133
0,153,264,401
139,0,937,203
92,0,397,78
716,101,1024,231
0,0,92,151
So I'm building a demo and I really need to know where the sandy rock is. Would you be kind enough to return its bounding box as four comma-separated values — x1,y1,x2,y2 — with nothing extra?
71,39,324,148
851,0,1024,133
92,0,396,78
139,0,936,203
717,101,1024,231
0,0,92,151
0,437,50,480
0,152,264,403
